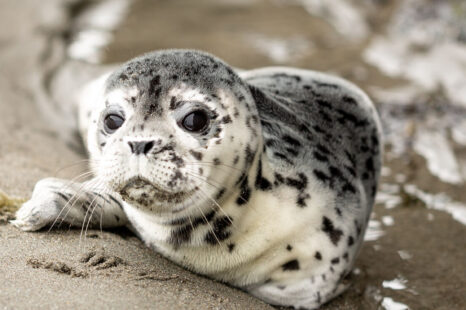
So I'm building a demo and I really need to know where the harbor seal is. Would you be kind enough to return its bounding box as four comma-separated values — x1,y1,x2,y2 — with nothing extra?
12,49,382,309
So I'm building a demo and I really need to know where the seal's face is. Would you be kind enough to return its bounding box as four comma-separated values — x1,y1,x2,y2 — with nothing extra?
89,50,260,215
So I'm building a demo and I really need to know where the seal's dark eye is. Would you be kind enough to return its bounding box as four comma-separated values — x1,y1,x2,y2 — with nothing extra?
104,114,125,134
181,110,209,132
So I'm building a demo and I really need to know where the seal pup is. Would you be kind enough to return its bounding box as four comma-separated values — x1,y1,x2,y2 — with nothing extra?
12,49,382,309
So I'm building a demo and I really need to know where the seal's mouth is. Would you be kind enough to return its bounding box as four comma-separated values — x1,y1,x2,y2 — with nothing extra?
118,177,194,206
121,177,156,191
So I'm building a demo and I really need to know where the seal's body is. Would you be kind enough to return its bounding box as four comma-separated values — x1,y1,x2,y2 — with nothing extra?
13,50,382,309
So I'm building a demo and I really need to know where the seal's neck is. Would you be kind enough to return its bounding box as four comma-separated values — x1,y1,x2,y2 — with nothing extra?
124,140,270,250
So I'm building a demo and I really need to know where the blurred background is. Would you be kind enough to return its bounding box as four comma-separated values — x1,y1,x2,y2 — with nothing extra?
1,0,465,309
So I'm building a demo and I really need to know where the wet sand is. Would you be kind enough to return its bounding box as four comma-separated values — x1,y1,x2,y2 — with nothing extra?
1,0,465,309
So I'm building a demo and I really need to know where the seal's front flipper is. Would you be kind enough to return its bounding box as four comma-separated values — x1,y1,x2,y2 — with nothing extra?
11,177,127,231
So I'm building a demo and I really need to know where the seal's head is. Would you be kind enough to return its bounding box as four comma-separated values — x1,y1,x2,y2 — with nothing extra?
87,50,261,215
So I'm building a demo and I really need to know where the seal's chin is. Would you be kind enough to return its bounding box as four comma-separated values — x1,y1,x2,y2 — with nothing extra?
118,177,192,208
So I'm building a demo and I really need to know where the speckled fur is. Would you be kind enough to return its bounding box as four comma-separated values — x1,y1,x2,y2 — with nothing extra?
13,50,382,309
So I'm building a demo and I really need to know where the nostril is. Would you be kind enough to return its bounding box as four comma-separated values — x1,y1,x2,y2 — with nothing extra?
128,141,155,155
128,141,136,153
143,141,154,154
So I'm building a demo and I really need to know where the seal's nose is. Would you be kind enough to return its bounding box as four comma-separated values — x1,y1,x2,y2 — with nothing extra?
128,141,154,155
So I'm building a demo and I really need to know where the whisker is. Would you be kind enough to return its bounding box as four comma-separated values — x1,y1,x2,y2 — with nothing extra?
49,178,101,231
195,187,237,230
80,179,106,243
186,170,259,217
185,161,243,173
193,197,222,248
52,171,96,194
52,159,101,177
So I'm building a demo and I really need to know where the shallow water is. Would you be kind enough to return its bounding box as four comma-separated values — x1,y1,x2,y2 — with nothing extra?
73,0,466,308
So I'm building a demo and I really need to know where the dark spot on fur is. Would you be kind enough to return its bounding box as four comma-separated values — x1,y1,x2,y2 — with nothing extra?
148,103,158,115
282,259,300,271
274,152,293,164
286,244,293,251
190,150,203,160
322,217,343,246
153,144,174,155
316,99,332,109
228,243,235,252
169,225,193,248
215,188,226,200
283,135,301,147
286,148,299,157
221,115,232,124
274,173,284,186
313,151,328,162
260,120,273,130
343,252,349,261
265,139,276,147
314,81,339,89
331,257,340,264
170,153,185,168
169,96,177,110
342,96,357,105
296,195,309,208
313,125,326,134
149,75,160,93
315,251,322,260
342,183,356,194
345,165,356,177
204,216,233,245
314,169,331,184
212,127,222,138
255,159,272,191
169,217,189,225
319,110,332,122
236,176,251,206
245,145,255,166
317,144,331,155
285,173,308,191
366,157,374,173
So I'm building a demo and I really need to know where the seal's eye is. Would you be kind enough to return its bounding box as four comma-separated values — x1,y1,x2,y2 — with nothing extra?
104,114,125,134
181,110,209,132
